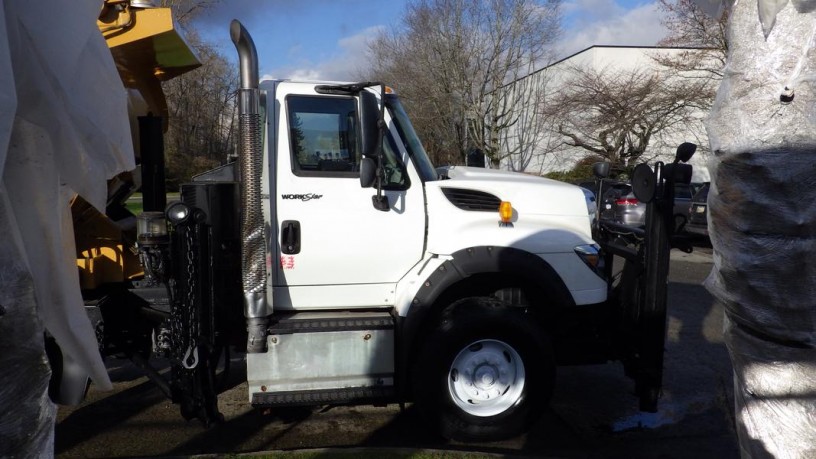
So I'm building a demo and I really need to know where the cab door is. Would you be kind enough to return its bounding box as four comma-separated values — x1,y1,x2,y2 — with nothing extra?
271,84,425,309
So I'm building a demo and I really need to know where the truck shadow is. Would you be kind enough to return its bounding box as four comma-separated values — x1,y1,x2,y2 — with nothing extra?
55,378,167,454
55,356,247,456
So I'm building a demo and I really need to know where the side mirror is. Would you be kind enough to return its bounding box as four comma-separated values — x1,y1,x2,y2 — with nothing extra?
360,157,377,188
360,157,389,210
592,162,611,179
360,91,381,158
675,142,696,163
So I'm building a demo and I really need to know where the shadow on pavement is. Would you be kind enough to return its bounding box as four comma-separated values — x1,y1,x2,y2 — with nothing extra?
55,379,166,454
55,255,738,458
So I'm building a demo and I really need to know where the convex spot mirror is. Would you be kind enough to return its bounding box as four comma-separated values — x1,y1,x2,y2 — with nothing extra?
360,157,377,188
675,142,696,164
592,162,611,179
632,163,656,203
669,142,696,185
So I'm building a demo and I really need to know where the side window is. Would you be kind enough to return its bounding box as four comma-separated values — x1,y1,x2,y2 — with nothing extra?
381,133,410,190
674,184,692,199
287,96,358,177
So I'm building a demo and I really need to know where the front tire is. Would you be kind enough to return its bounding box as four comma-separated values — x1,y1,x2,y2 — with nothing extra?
413,297,555,441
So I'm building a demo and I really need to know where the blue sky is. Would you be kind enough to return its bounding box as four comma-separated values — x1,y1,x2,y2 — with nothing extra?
193,0,668,81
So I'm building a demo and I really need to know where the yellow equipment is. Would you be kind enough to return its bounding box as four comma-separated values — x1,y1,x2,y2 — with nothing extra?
75,0,200,290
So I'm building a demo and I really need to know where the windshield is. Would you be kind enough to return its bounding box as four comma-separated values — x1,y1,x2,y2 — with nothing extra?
385,95,437,182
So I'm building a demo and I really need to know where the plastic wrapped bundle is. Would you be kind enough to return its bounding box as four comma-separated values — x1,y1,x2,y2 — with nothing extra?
703,0,816,456
0,0,132,455
0,192,56,458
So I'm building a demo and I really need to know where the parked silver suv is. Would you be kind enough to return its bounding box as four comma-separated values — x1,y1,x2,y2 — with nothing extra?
581,181,696,229
607,184,645,227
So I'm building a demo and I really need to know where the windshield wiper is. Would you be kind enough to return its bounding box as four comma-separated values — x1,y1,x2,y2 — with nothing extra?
315,81,381,95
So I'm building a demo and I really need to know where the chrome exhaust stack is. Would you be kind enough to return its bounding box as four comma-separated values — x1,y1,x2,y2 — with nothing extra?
230,20,269,353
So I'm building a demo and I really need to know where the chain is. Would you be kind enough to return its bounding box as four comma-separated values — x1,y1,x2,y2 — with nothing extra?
169,269,183,361
182,224,199,369
169,224,199,369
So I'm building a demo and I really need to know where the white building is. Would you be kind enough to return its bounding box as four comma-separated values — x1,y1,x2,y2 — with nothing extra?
498,45,715,182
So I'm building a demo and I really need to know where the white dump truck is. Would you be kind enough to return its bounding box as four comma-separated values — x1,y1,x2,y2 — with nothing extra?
72,14,695,442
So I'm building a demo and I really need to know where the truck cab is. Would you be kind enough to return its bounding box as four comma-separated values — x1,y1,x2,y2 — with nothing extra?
265,81,606,311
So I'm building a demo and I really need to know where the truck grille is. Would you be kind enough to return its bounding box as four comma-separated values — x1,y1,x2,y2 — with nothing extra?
441,188,501,211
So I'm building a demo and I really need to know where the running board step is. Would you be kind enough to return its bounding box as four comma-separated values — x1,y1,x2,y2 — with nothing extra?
247,311,396,403
252,386,395,406
269,311,394,334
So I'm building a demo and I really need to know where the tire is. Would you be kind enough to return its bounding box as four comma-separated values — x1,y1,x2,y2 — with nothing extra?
412,297,555,441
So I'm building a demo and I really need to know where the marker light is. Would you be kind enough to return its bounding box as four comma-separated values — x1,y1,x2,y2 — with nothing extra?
499,201,513,223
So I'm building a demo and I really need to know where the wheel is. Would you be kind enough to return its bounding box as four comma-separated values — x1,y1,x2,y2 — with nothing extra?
413,297,554,441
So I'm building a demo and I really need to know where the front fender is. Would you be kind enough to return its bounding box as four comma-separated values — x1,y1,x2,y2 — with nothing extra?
396,246,574,398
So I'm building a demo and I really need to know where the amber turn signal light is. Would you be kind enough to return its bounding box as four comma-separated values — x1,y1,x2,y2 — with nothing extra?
499,201,513,223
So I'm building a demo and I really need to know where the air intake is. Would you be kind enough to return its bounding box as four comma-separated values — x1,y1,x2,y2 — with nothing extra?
441,188,501,211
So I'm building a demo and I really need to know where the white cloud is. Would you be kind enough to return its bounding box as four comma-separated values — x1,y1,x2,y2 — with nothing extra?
562,0,624,20
194,1,333,28
556,0,668,59
266,25,383,82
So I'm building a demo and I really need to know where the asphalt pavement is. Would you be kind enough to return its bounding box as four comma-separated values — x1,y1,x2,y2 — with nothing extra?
55,244,738,458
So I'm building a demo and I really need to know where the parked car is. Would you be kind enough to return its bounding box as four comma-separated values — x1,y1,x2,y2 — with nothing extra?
580,180,698,230
579,181,646,227
609,185,646,227
673,183,695,230
686,182,710,237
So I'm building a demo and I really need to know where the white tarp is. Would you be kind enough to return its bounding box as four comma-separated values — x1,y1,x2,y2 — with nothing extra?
694,0,816,457
0,0,134,456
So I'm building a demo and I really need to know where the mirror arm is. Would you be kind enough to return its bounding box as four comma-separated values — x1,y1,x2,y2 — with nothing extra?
372,84,389,211
594,178,605,236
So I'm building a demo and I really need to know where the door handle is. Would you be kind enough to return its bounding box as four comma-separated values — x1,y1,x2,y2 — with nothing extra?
281,220,301,254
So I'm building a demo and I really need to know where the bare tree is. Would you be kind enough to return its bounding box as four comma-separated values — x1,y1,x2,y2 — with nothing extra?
544,65,711,171
367,31,465,165
653,0,728,81
158,0,218,26
162,31,238,188
367,0,561,167
648,0,729,172
497,71,558,171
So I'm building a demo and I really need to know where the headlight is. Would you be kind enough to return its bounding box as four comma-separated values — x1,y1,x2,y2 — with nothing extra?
575,244,605,280
165,201,190,225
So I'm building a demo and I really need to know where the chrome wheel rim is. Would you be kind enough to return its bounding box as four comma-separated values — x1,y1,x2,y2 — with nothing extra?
447,339,525,417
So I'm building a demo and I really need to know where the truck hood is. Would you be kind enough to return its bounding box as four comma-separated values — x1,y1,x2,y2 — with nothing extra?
434,166,593,219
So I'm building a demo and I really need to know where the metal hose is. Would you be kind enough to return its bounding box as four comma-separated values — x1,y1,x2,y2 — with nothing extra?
230,20,269,353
